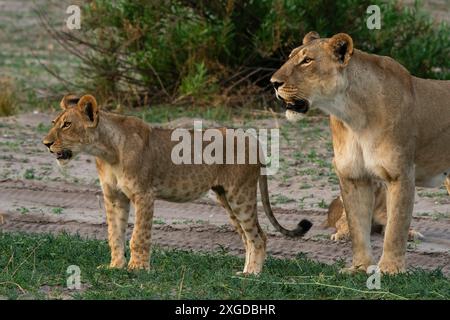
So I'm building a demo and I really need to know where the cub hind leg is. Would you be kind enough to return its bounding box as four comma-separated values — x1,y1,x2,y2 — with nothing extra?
224,184,267,275
213,186,249,272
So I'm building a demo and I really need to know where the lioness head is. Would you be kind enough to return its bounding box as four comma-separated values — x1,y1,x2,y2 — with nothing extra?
42,94,99,166
271,31,353,115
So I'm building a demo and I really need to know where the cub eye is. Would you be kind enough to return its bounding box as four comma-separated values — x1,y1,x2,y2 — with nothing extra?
62,121,71,128
301,57,313,65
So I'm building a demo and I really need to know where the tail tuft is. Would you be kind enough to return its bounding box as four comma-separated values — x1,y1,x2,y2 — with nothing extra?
299,219,313,233
292,219,312,236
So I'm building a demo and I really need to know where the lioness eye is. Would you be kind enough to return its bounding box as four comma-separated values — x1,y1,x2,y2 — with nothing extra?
62,121,71,128
301,57,312,65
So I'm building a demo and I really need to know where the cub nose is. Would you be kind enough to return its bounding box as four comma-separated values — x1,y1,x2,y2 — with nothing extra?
272,81,284,90
43,140,54,149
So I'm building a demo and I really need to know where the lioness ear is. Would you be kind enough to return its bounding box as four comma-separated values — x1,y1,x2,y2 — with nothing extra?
328,33,353,66
302,31,320,45
60,94,80,110
77,94,99,127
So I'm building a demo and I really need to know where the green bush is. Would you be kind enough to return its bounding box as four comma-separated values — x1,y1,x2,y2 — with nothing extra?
47,0,450,107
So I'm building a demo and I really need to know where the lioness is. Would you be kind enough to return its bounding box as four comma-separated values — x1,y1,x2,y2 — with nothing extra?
271,31,450,274
42,94,312,274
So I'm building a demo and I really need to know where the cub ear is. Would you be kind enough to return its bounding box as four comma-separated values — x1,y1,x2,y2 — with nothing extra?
302,31,320,45
77,94,99,127
328,33,353,66
60,94,80,110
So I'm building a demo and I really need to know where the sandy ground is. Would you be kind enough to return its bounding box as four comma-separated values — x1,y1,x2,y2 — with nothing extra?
0,112,448,275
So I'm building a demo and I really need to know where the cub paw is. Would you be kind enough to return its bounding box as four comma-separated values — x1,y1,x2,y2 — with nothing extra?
407,230,424,241
127,260,150,271
330,232,349,241
97,259,126,270
236,270,260,276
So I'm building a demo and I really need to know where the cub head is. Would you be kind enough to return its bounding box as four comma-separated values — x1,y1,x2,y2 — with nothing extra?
271,31,353,115
42,94,99,166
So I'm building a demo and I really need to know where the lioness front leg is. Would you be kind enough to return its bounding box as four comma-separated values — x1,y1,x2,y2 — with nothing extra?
339,177,375,273
378,176,414,274
128,192,154,271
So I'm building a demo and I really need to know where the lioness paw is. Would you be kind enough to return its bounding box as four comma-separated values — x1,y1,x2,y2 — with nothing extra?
378,259,406,275
339,265,368,275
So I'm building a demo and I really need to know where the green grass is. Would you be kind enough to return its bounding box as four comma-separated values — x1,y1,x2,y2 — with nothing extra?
15,207,29,215
0,232,448,300
23,168,41,180
51,207,64,215
271,194,295,205
134,104,275,125
36,122,52,134
0,140,20,151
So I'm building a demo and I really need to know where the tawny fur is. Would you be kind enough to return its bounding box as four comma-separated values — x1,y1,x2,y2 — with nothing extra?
271,32,450,274
42,94,311,275
324,183,425,242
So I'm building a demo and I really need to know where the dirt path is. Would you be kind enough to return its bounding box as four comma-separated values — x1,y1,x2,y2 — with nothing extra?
1,179,449,275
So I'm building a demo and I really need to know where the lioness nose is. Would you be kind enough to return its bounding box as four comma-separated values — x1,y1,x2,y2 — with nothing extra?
43,141,54,148
272,81,284,90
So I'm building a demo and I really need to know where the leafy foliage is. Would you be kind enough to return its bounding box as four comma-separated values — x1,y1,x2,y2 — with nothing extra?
42,0,450,107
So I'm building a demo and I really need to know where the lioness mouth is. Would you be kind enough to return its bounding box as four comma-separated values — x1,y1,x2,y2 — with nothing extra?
286,99,309,114
56,149,72,160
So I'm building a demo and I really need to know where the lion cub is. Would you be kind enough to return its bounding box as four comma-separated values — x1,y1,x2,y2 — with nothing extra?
324,178,450,241
42,94,312,275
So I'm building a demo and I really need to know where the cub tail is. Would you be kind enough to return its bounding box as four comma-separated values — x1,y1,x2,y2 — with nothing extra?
259,174,312,237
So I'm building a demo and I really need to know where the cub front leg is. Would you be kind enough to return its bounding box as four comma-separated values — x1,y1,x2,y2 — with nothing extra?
330,210,350,241
102,186,130,269
378,175,415,274
128,192,154,271
339,177,375,273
